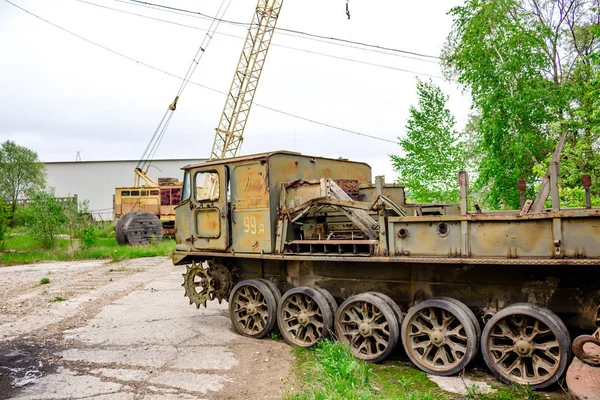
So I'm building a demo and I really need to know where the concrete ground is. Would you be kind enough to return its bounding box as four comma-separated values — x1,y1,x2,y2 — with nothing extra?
0,257,293,400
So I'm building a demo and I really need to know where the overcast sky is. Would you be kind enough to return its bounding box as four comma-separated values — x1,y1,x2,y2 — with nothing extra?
0,0,471,183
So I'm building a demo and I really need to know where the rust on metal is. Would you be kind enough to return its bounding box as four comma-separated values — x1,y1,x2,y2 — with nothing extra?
573,330,600,367
568,330,600,399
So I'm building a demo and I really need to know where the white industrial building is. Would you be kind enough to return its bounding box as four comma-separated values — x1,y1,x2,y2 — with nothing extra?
45,158,206,221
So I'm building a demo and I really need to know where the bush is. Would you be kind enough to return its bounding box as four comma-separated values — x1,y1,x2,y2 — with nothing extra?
81,226,97,249
63,197,97,250
27,190,65,249
0,199,7,243
13,203,35,228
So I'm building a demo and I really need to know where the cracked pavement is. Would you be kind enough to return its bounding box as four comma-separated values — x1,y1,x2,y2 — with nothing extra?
0,257,292,399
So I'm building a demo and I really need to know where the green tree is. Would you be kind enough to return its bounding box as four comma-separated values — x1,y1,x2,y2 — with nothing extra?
443,0,557,208
26,190,65,249
0,141,46,221
443,0,600,209
391,80,464,203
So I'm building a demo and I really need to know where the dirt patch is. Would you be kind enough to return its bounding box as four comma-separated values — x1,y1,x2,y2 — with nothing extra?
217,336,293,400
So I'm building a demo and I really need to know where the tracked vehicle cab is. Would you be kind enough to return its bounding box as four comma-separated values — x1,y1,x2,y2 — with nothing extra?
174,151,373,259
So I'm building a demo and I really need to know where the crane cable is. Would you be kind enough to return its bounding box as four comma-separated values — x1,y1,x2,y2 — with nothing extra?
137,0,233,172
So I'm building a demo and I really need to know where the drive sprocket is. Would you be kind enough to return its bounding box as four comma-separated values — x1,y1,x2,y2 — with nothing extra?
182,261,215,308
207,262,233,304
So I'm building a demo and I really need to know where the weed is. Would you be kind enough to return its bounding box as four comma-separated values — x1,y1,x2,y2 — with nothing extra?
285,340,373,400
42,289,48,295
373,361,447,400
490,384,544,400
81,226,97,249
39,277,50,285
51,296,66,302
288,345,553,400
269,327,282,340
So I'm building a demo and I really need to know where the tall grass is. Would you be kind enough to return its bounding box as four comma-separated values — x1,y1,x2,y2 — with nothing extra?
0,226,174,266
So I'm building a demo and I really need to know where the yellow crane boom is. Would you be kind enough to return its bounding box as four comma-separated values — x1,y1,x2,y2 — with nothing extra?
210,0,283,160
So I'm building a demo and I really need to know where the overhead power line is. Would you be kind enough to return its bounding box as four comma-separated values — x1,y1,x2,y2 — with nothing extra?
80,0,439,65
138,0,232,172
120,0,441,60
3,0,398,144
78,0,442,77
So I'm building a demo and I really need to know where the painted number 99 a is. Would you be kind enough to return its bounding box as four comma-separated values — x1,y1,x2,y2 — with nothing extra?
243,216,264,234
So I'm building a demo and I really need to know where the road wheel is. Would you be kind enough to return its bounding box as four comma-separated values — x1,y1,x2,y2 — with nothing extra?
258,278,282,308
366,292,403,351
315,287,338,314
401,298,479,376
481,303,570,389
228,279,277,339
437,296,481,354
277,287,333,348
335,293,399,363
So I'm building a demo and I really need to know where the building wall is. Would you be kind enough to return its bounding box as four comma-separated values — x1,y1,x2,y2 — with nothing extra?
45,159,206,220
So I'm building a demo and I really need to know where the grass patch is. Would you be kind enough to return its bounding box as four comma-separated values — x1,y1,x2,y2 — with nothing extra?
51,296,66,302
467,383,546,400
0,227,175,266
94,223,115,239
4,234,71,252
373,361,449,399
285,340,373,400
288,341,557,400
39,277,50,285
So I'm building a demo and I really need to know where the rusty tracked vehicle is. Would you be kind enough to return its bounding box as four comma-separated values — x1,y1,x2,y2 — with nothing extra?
173,150,600,389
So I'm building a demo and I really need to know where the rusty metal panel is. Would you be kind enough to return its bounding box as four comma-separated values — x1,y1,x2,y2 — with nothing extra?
174,201,195,252
267,153,372,187
190,164,230,250
231,162,269,209
360,184,406,205
563,218,600,258
392,221,461,256
230,161,271,253
335,179,359,196
469,220,554,258
194,208,221,238
284,180,324,209
232,208,271,252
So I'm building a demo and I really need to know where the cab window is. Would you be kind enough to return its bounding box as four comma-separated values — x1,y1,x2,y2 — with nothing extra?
181,171,191,202
195,171,220,201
